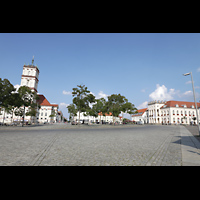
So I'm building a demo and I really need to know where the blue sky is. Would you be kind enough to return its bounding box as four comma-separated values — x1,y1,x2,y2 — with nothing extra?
1,33,200,119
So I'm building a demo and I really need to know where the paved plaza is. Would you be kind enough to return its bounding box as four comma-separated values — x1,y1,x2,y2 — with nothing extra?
0,124,200,166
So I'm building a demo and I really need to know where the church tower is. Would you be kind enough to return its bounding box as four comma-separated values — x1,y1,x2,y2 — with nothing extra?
20,56,40,93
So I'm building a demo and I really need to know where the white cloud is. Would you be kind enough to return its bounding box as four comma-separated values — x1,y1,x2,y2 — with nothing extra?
185,80,192,84
96,91,108,99
14,84,20,92
183,90,193,96
180,90,200,101
137,101,148,109
149,84,176,101
63,90,72,95
59,102,70,108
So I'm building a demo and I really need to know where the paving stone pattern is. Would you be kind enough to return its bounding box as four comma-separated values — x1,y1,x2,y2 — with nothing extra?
0,125,185,166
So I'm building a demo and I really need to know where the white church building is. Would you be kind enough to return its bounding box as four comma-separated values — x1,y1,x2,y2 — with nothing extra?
0,58,59,124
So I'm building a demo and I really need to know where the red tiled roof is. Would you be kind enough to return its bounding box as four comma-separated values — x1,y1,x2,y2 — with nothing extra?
160,100,200,109
98,112,113,116
37,94,58,107
132,108,147,117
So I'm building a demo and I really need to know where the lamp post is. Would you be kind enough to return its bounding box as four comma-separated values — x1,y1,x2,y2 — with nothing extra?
183,72,200,135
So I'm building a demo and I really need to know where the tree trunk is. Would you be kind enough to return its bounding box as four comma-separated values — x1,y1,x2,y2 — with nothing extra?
22,105,25,127
3,108,5,125
78,110,80,125
12,109,14,123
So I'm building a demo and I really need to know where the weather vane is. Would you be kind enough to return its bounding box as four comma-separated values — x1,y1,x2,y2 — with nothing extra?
32,55,34,65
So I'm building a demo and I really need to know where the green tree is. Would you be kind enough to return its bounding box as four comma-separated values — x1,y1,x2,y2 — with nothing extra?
0,78,15,108
49,109,56,123
0,78,16,124
90,98,106,124
17,86,37,126
7,92,23,123
105,94,126,125
67,104,77,122
26,92,40,123
105,94,136,125
72,84,95,124
121,102,137,122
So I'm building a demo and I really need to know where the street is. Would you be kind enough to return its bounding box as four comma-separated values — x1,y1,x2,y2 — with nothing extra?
0,124,199,166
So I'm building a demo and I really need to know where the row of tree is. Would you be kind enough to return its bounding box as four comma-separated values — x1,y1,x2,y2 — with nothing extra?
0,78,39,126
67,84,137,124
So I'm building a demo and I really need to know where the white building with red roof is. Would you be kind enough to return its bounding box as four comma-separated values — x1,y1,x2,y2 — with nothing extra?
142,100,200,125
132,108,148,124
0,58,59,124
74,111,120,124
36,94,59,124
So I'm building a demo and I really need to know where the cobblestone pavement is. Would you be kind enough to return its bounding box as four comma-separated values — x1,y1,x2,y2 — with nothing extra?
185,125,200,142
0,124,187,166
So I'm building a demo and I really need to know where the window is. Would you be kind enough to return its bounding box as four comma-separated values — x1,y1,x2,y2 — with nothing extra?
41,112,43,116
185,111,187,115
175,104,179,107
173,110,175,115
177,110,179,115
45,113,47,116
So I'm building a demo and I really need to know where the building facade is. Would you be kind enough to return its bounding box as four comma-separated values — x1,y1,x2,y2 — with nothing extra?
20,57,39,93
74,112,120,124
132,108,148,123
148,100,166,124
136,100,200,125
0,58,59,124
36,94,59,124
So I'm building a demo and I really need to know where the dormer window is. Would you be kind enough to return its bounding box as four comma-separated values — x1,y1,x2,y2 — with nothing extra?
175,104,179,107
182,105,187,108
191,105,194,108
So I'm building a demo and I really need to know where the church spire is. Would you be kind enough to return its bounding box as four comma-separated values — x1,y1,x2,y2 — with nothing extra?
32,55,34,65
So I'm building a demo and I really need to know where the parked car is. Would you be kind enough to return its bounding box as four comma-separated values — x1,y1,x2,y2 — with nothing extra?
71,121,78,125
137,121,144,125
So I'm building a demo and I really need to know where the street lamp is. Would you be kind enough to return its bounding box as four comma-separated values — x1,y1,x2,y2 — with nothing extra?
183,72,200,135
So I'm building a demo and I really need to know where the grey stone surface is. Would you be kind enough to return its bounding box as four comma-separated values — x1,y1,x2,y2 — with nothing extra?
0,124,199,166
